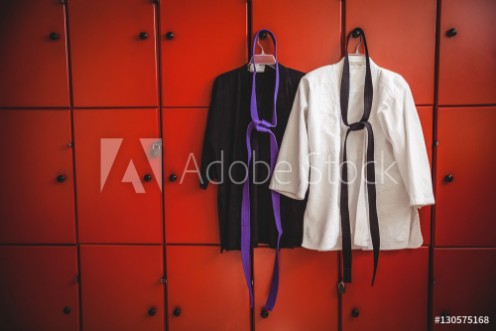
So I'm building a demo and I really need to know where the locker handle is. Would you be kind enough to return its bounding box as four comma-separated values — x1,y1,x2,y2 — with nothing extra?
446,28,457,38
351,308,360,318
63,306,71,314
143,174,152,182
444,174,454,183
56,175,66,183
148,307,157,316
139,32,148,40
169,173,177,182
173,307,181,317
49,32,60,41
165,32,175,40
261,308,269,318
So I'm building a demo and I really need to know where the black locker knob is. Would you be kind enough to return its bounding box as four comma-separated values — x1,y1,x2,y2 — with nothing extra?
259,31,268,39
444,174,454,183
169,174,177,182
165,32,174,40
260,308,269,318
446,28,457,38
56,175,66,183
148,307,157,316
139,32,148,40
143,174,152,182
351,308,360,318
63,306,71,314
172,307,181,317
49,32,60,41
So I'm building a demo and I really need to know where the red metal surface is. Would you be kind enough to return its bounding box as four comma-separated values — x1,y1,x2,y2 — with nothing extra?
342,248,429,331
80,245,164,331
253,0,341,73
166,246,250,331
68,0,158,107
0,110,76,244
0,246,79,331
433,248,496,331
438,0,496,105
162,108,219,244
346,0,436,105
254,248,339,331
0,0,69,107
74,109,162,244
160,0,247,107
435,107,496,246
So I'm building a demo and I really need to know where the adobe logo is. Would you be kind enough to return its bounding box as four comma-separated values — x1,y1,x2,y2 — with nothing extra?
100,138,162,193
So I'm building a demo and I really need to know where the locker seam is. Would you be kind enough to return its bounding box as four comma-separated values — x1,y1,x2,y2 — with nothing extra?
62,1,84,330
428,0,443,330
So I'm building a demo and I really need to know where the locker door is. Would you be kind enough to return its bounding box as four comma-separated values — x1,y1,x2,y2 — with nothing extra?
74,109,162,244
438,0,496,105
0,246,79,331
68,0,158,107
167,246,250,331
418,106,434,245
254,249,339,331
80,245,164,331
253,0,341,73
433,248,496,331
346,0,436,105
163,108,219,244
0,0,69,107
342,248,429,331
435,107,496,246
0,110,76,244
161,0,246,107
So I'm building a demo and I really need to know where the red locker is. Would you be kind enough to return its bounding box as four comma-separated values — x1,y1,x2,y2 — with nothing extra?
166,246,250,331
68,0,158,107
0,246,79,331
0,110,76,244
254,249,339,331
161,0,247,107
433,248,496,331
435,107,496,246
74,109,162,244
80,245,164,331
0,0,69,107
162,109,219,244
342,248,429,331
346,0,436,105
253,0,341,73
438,0,496,105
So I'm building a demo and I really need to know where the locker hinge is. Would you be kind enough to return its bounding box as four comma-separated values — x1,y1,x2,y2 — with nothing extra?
161,276,167,284
74,275,79,284
434,140,439,147
337,281,346,294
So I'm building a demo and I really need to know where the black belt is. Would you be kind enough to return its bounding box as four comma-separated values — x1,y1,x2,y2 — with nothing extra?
339,28,380,285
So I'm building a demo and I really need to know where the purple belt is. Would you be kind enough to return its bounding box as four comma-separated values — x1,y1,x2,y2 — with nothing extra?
241,29,282,313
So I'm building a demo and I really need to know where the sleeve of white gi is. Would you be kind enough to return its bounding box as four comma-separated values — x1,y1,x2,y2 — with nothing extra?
269,78,310,200
378,77,435,208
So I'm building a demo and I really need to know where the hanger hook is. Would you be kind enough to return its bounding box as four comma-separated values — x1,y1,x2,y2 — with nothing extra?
257,35,265,55
354,34,363,55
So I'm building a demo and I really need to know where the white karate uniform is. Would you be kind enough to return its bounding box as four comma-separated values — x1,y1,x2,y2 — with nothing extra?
269,56,435,251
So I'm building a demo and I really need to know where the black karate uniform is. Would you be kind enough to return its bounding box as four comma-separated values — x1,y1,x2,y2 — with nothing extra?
200,64,306,251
